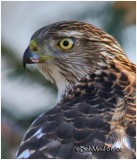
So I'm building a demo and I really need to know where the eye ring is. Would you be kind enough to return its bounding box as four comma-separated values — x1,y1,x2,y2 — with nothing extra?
58,38,74,50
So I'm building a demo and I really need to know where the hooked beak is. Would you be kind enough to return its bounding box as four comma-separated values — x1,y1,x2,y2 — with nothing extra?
23,48,40,69
23,47,54,69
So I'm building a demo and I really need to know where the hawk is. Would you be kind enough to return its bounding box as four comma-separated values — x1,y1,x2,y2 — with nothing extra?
16,21,136,159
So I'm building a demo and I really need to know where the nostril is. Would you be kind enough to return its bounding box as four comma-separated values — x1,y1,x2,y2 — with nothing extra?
32,47,38,52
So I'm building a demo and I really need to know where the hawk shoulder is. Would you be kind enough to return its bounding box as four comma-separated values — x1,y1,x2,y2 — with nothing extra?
16,64,135,159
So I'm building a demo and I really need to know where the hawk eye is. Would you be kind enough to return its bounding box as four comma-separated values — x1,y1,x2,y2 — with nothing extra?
58,38,74,50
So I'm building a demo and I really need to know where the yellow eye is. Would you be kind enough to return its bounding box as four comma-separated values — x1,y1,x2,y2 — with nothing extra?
58,38,74,50
29,39,38,52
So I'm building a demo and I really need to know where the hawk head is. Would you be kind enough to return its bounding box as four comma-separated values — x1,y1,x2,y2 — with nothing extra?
23,21,125,101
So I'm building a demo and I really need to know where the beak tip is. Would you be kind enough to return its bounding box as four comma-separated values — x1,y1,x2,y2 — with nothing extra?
23,61,26,69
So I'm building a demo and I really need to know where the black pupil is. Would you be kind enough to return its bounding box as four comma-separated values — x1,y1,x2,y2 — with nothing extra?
63,40,69,46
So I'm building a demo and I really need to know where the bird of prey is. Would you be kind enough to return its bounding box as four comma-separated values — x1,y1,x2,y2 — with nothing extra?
16,21,136,159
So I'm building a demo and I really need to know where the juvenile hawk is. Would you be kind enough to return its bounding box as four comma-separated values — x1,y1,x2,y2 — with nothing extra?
16,21,136,159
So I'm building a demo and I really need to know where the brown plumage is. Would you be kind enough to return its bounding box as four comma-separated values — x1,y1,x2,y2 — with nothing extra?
16,21,136,159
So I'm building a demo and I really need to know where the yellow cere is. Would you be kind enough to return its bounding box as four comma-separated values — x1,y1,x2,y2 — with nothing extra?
29,39,38,52
59,38,74,50
39,55,54,62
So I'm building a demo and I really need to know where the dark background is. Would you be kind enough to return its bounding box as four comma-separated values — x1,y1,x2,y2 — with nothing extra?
1,1,136,158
